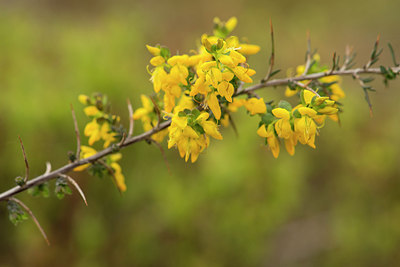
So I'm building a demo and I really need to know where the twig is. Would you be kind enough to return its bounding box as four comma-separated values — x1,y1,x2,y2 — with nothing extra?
60,174,88,206
9,197,50,245
18,136,29,183
149,96,162,126
302,31,313,75
292,81,321,97
70,104,81,161
127,99,134,138
330,52,337,74
353,72,374,117
262,19,275,82
118,132,127,147
365,35,381,69
340,45,355,71
239,66,400,96
44,162,52,175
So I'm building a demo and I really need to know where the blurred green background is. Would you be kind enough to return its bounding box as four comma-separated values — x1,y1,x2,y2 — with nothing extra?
0,0,400,266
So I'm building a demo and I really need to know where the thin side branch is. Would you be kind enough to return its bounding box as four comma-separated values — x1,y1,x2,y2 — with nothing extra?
60,174,88,206
9,197,50,245
44,162,52,175
127,98,134,138
239,66,400,96
149,96,162,126
18,136,29,183
293,81,321,97
262,19,275,82
70,104,81,160
302,31,313,75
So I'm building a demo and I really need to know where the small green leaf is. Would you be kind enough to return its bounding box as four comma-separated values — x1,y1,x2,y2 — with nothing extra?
7,201,27,226
261,113,275,125
293,109,302,118
55,177,72,200
278,100,292,111
160,47,171,59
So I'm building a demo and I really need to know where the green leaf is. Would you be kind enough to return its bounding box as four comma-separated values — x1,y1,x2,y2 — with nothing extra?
7,201,27,226
55,177,72,200
278,100,292,111
261,113,275,125
160,47,171,59
28,183,49,198
293,109,302,118
192,124,205,135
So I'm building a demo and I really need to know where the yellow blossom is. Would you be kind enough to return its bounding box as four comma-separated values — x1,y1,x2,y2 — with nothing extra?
257,124,280,158
74,146,97,171
244,98,267,115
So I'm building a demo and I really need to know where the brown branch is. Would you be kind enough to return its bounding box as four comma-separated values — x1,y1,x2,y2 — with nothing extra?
60,174,88,206
9,197,50,245
70,104,81,161
1,65,399,202
238,66,400,96
18,136,29,183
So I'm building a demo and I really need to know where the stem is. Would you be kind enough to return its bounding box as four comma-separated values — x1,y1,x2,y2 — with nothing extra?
1,65,399,202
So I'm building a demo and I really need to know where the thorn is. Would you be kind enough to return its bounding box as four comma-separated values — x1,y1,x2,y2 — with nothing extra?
61,174,88,206
127,99,134,138
44,162,52,175
10,197,50,246
18,136,29,183
70,104,81,161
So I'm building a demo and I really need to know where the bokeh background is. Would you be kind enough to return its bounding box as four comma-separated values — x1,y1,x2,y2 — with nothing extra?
0,0,400,266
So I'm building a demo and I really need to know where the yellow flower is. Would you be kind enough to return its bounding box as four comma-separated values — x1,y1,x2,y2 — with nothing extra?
100,123,117,148
257,124,280,158
217,81,234,102
78,94,89,105
110,162,127,192
272,108,292,139
237,44,261,55
146,45,160,56
132,95,153,120
150,56,165,67
244,98,267,115
84,106,101,117
84,119,101,145
294,107,318,148
150,66,168,93
225,17,237,32
207,92,221,120
74,146,97,171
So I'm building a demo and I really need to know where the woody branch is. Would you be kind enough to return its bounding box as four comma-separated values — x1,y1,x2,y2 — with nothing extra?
0,64,398,202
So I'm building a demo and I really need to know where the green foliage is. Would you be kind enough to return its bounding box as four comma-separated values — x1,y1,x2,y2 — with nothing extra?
28,182,50,198
7,200,27,226
54,177,73,200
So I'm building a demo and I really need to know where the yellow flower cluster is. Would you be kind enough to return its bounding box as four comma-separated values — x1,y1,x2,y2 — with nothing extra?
257,90,339,158
74,94,127,192
136,17,261,162
285,54,345,122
